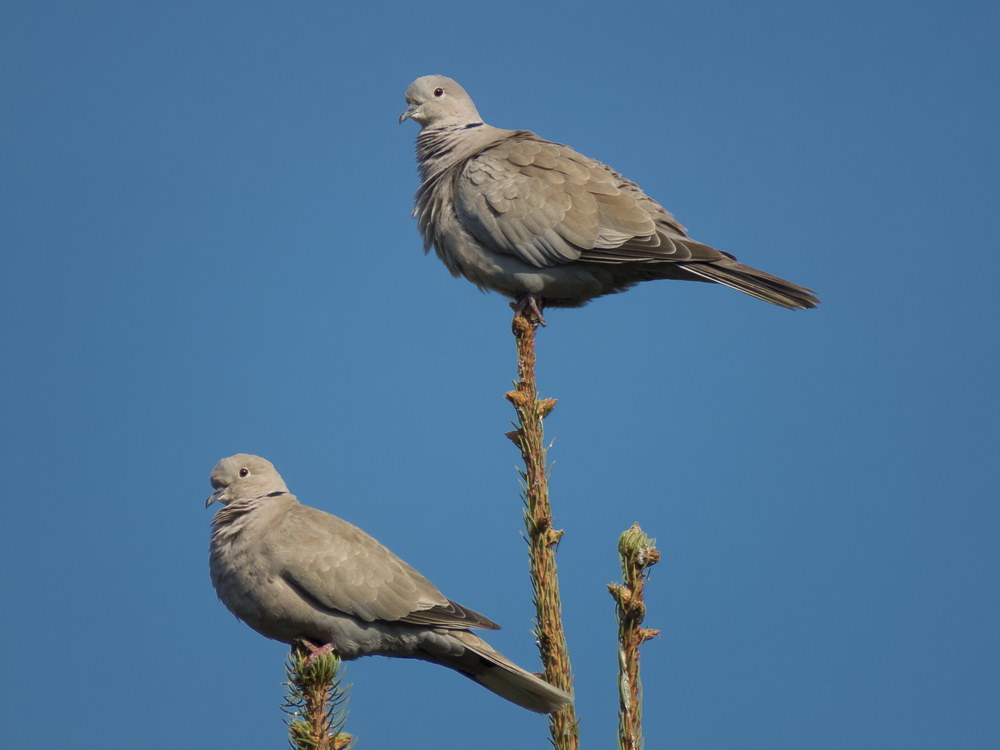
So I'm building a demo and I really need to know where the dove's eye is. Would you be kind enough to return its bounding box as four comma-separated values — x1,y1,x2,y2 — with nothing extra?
239,468,250,478
434,88,444,97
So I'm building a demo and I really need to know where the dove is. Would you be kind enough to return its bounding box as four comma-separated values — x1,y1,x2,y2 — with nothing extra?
400,75,818,318
206,453,571,714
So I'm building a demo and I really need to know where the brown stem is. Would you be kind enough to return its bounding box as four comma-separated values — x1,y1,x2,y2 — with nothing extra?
608,524,661,750
286,641,352,750
505,311,579,750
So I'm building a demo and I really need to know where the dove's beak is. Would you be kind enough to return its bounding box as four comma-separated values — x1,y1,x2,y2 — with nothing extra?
205,488,225,508
399,103,418,124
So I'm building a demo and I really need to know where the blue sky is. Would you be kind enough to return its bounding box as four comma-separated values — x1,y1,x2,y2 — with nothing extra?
2,1,998,747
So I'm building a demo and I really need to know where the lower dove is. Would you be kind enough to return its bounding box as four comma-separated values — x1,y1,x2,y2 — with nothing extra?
401,75,818,319
206,453,571,714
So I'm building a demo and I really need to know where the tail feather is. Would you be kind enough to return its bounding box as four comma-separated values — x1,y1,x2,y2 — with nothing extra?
679,260,819,310
442,630,573,714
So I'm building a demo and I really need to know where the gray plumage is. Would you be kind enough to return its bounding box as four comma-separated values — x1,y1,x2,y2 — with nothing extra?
400,75,818,310
206,453,571,714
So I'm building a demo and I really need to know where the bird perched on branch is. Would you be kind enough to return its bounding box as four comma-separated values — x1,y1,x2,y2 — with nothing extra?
401,75,818,320
206,453,571,714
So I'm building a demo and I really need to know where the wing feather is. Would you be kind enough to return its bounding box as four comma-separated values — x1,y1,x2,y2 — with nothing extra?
275,504,497,630
454,133,727,269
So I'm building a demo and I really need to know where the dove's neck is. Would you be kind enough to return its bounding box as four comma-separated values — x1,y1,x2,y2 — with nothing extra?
210,492,295,544
416,122,507,180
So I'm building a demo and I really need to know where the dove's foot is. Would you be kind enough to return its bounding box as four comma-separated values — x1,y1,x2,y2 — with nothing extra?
511,295,547,327
297,638,336,666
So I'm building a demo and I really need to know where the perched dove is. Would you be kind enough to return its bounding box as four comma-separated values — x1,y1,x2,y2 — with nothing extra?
401,75,819,315
206,454,571,714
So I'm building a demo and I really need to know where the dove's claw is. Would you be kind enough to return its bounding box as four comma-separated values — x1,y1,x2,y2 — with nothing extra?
511,295,547,327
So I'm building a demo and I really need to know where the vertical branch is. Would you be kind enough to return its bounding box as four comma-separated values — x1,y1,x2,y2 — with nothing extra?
608,524,661,750
284,641,353,750
505,311,580,750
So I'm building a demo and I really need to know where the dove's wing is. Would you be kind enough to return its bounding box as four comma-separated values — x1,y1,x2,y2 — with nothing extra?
455,133,732,268
274,501,498,630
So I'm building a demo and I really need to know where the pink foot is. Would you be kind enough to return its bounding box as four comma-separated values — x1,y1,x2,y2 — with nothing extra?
298,639,336,665
510,295,547,326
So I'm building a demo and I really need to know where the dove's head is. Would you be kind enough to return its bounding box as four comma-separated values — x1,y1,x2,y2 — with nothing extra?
206,454,289,507
399,75,482,128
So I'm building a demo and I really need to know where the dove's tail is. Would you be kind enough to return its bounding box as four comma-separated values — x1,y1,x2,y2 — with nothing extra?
678,259,820,310
433,630,573,714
